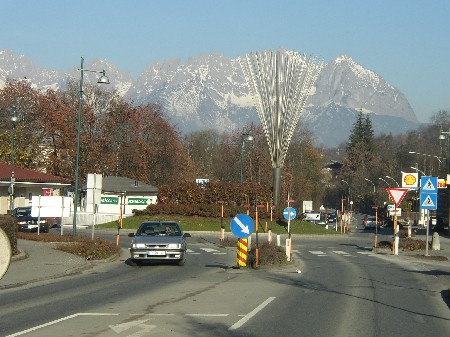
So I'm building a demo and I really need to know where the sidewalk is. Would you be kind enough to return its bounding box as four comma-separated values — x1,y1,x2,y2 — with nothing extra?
0,239,94,289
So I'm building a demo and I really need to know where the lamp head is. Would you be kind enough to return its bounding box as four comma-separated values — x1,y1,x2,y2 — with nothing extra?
97,70,110,84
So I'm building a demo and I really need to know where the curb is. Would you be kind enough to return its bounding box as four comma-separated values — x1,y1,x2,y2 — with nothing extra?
11,248,27,262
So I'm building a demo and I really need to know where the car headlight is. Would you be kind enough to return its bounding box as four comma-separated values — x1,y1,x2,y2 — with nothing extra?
132,243,146,249
167,243,181,249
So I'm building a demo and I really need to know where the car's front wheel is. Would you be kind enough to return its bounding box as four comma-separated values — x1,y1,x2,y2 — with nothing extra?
131,259,143,266
178,256,186,266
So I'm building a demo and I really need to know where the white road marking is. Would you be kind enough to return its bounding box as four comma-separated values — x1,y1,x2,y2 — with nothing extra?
200,248,220,253
332,251,350,255
229,297,276,331
309,251,327,255
6,313,119,337
185,314,229,317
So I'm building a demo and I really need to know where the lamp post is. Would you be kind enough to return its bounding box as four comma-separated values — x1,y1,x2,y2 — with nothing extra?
341,179,351,209
73,56,109,236
385,175,399,187
9,108,18,214
240,127,254,183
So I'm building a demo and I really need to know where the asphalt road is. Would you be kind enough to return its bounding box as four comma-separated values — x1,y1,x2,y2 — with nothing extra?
1,228,450,336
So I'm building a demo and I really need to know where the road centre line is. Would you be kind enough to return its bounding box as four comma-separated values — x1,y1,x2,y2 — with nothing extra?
6,313,119,337
228,297,276,331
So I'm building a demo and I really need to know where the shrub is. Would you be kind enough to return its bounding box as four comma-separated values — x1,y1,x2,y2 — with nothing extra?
16,232,120,260
0,215,17,255
248,242,290,268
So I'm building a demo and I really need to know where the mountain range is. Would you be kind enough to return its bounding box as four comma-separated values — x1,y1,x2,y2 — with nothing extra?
0,49,421,148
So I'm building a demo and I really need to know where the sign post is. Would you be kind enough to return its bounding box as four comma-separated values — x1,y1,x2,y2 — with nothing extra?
283,196,296,261
386,188,409,255
419,176,438,256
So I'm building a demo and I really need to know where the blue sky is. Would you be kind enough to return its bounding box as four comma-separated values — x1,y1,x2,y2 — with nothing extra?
1,0,449,123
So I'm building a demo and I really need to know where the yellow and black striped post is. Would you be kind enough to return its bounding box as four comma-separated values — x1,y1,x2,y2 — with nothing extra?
237,238,248,267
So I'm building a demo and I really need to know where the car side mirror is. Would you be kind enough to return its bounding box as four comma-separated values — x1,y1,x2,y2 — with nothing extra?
183,233,191,238
128,233,135,237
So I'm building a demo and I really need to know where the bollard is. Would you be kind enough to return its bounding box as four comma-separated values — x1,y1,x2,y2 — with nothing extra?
394,236,399,255
407,226,411,238
432,232,441,250
236,238,248,267
276,234,281,246
286,238,291,261
268,230,272,243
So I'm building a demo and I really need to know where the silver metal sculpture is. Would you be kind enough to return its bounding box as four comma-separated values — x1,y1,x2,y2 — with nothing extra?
240,49,323,204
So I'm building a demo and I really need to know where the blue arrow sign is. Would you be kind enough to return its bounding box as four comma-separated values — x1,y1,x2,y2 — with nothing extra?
283,207,297,220
230,214,254,238
420,193,437,210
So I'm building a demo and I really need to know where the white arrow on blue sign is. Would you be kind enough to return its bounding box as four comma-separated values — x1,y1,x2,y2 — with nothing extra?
283,207,297,220
230,214,254,239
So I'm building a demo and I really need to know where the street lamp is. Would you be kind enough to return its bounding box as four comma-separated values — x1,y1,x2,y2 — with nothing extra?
240,127,254,183
73,56,109,236
385,175,399,187
378,177,390,186
9,108,18,214
409,151,444,175
411,166,425,176
364,178,375,193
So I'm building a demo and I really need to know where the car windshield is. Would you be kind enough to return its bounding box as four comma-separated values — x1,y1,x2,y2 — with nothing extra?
136,222,182,236
15,208,31,217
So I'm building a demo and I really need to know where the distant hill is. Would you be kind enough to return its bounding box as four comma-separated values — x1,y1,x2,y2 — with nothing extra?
0,49,421,147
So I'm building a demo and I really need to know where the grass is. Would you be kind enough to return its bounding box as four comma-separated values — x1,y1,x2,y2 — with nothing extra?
99,214,342,235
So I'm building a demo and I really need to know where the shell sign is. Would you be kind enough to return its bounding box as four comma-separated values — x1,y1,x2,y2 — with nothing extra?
402,172,418,188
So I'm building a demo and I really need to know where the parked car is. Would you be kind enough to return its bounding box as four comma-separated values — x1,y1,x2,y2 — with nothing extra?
327,212,337,223
128,221,191,266
363,215,380,230
13,206,50,233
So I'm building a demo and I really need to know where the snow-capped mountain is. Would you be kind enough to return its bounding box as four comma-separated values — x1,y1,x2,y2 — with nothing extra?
0,49,420,147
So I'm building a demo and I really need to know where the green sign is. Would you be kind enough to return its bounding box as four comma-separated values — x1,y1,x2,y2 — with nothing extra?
128,198,148,205
101,197,119,205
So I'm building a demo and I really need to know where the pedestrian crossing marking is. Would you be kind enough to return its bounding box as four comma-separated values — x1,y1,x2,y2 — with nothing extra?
200,248,220,253
332,251,349,255
309,251,327,255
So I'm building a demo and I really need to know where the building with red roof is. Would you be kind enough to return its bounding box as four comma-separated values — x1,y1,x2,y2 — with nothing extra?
0,162,71,214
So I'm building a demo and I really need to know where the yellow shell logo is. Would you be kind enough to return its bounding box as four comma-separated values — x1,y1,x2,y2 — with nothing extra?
404,174,417,185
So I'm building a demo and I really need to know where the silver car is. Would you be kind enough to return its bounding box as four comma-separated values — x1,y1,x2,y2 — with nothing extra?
128,221,191,266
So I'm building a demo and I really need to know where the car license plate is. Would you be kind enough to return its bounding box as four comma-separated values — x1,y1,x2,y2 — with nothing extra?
148,251,165,256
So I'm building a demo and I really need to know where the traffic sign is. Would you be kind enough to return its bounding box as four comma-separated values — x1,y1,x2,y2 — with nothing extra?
420,193,437,210
421,176,438,193
230,214,254,239
283,207,297,220
386,188,409,207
